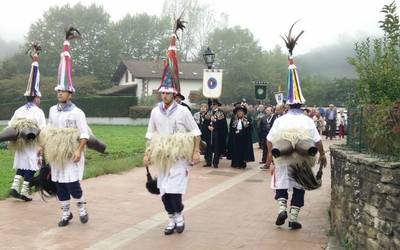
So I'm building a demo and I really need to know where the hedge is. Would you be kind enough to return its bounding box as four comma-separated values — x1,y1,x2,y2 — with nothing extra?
0,96,138,120
129,105,240,119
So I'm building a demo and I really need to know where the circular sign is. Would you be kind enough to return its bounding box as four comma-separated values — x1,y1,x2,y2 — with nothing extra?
207,77,218,89
257,88,264,95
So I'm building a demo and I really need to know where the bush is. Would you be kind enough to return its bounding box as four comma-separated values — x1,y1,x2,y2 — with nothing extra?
0,75,101,103
129,106,154,119
347,101,400,159
0,96,137,119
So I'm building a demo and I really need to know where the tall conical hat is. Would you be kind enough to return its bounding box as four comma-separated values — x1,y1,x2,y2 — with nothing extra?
281,21,306,105
24,42,41,97
54,27,81,93
158,15,186,94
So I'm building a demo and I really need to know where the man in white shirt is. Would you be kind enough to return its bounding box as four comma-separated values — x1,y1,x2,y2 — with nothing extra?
47,28,89,227
8,43,46,201
144,89,201,235
266,34,327,229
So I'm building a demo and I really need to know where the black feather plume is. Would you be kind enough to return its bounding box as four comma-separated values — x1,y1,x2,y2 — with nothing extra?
65,26,81,40
281,20,304,56
25,42,41,59
174,11,187,40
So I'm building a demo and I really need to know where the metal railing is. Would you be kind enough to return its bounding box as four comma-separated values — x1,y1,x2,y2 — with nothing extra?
346,104,400,160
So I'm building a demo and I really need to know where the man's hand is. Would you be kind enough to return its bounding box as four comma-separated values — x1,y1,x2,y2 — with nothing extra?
73,149,82,163
318,154,327,167
192,151,200,165
143,155,150,167
208,126,214,132
269,163,275,176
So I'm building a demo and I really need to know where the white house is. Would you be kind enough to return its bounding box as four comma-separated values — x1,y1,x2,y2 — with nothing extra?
99,59,204,104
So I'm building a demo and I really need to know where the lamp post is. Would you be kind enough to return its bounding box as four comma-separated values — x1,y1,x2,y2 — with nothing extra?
203,47,215,69
202,47,222,101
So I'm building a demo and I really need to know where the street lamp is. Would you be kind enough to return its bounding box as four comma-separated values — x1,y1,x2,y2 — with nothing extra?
203,47,215,69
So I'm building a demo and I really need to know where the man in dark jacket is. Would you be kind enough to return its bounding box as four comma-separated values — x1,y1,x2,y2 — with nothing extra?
259,106,276,169
227,105,255,169
175,93,191,111
202,99,227,168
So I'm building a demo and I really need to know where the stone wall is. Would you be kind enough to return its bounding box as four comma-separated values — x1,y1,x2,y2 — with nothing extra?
330,145,400,250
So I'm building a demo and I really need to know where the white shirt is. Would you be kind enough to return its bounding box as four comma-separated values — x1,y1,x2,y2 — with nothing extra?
48,104,90,183
146,102,201,195
9,104,46,171
267,110,321,143
267,109,321,190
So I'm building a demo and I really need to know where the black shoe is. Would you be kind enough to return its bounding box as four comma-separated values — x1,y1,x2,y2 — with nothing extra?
20,194,32,202
58,213,73,227
80,213,89,224
164,225,175,235
275,211,287,226
176,223,185,233
213,165,218,168
259,161,266,164
9,189,20,199
289,221,302,230
203,164,211,167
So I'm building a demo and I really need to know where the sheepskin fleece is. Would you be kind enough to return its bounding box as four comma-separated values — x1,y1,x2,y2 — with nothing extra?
274,151,316,171
39,126,79,168
271,128,312,148
147,132,195,173
8,118,39,151
272,128,316,168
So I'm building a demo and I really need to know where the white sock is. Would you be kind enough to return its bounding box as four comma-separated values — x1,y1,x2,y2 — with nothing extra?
11,175,22,190
277,198,287,213
60,200,71,220
75,198,87,216
20,181,31,196
289,206,301,222
174,212,184,226
166,214,175,229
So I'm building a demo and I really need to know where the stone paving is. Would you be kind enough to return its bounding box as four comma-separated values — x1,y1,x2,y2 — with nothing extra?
0,139,339,250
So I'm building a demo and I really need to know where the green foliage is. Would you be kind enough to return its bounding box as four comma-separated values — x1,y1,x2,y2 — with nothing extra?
129,106,154,119
0,74,100,103
379,1,400,42
162,0,218,61
206,26,277,103
301,76,357,107
26,3,117,82
348,1,400,104
0,96,137,120
0,125,146,199
347,102,400,160
346,2,400,158
113,14,171,61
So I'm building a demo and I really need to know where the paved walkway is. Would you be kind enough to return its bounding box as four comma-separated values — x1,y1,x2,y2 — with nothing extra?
0,139,339,250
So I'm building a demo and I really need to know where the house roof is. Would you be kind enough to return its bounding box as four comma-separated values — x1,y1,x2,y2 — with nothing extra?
97,84,137,96
111,59,204,83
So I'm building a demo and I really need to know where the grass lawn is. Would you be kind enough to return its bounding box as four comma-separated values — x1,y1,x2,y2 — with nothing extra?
0,125,146,200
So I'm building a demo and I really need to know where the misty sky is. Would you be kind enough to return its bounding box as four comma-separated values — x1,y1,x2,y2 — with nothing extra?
0,0,385,54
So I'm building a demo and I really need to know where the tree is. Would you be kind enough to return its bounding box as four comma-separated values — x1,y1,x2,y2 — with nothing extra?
348,1,400,104
26,3,117,83
0,36,20,61
206,26,267,103
161,0,217,61
113,14,171,60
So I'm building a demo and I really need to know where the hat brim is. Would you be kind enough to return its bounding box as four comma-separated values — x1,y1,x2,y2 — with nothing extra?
233,106,247,114
158,87,177,94
54,86,75,93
